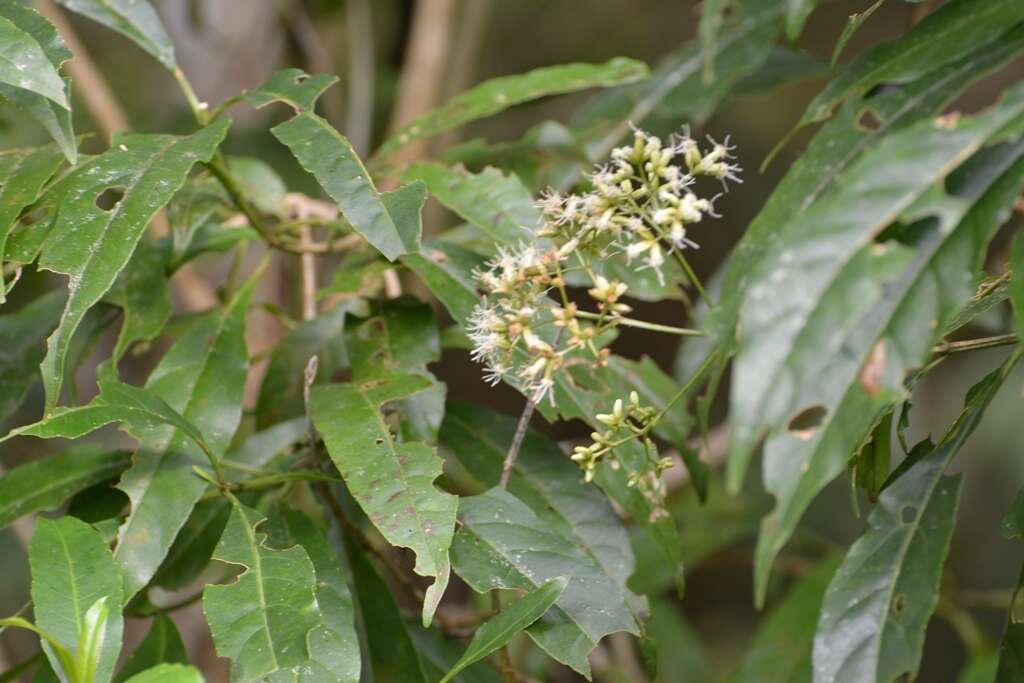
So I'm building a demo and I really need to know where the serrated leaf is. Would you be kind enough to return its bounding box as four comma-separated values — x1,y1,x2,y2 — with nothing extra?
813,355,1019,683
37,119,230,411
31,516,123,683
54,0,176,70
440,402,640,597
345,535,430,683
116,615,187,682
452,487,639,679
403,163,537,245
798,0,1024,129
0,289,64,423
376,58,649,161
0,447,129,530
0,144,66,294
114,280,251,600
731,556,839,683
440,576,568,683
203,502,324,682
273,112,412,261
0,14,68,109
311,374,456,627
255,301,356,429
121,664,202,683
264,507,360,683
747,131,1024,602
243,67,338,113
0,2,75,160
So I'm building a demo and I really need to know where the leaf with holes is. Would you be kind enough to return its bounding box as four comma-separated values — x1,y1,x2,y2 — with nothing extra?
0,2,75,160
0,447,129,530
452,487,640,678
746,124,1024,604
114,279,251,600
311,374,456,627
36,118,229,411
243,67,338,113
30,516,124,683
813,355,1019,683
797,0,1024,129
440,576,568,683
0,144,66,293
403,163,538,245
55,0,176,70
375,57,648,161
273,112,413,260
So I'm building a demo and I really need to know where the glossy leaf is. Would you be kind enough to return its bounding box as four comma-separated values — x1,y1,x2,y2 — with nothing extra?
116,615,187,682
403,163,538,245
813,356,1020,683
0,447,129,529
151,498,230,591
272,112,412,261
244,67,338,112
0,2,74,160
0,144,66,293
731,556,839,683
203,502,326,682
55,0,176,70
31,516,124,683
798,0,1024,128
439,576,568,683
37,119,230,411
0,290,64,424
0,14,68,109
121,664,203,683
452,487,639,678
114,279,251,600
311,374,456,627
376,57,648,160
748,134,1024,602
102,241,171,376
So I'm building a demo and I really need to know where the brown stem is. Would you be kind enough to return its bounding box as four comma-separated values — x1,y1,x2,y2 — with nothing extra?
932,333,1018,357
500,397,537,489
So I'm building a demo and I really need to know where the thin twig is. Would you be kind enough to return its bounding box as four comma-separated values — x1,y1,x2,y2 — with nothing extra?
932,333,1018,357
500,396,538,489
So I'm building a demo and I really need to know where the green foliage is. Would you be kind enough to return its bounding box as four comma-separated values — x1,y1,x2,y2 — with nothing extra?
2,2,1024,682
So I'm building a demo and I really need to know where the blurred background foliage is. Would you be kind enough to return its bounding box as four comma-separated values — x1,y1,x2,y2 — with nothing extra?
1,2,1022,681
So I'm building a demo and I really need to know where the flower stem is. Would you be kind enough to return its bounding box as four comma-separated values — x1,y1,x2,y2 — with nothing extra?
574,309,704,336
932,333,1018,357
672,249,710,307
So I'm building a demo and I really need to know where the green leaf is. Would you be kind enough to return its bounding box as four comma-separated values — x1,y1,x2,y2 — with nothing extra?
0,447,129,530
401,241,482,326
813,355,1020,683
440,402,641,603
0,618,75,683
114,279,251,600
150,499,230,591
0,144,66,295
311,374,456,627
997,625,1024,682
0,290,64,424
272,112,412,260
731,556,839,683
0,14,68,109
345,536,430,683
101,241,171,376
785,0,822,40
1011,234,1024,343
797,0,1024,128
116,615,187,682
264,506,360,683
647,599,711,683
375,57,649,161
37,119,230,411
832,0,887,66
31,516,124,683
0,2,75,161
746,131,1024,602
203,502,328,682
255,301,357,429
402,163,538,245
121,664,203,683
243,67,338,113
960,653,999,683
452,487,639,678
54,0,176,70
439,576,568,683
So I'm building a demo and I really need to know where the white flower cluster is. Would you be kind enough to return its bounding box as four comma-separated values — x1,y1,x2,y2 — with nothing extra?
537,127,741,283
